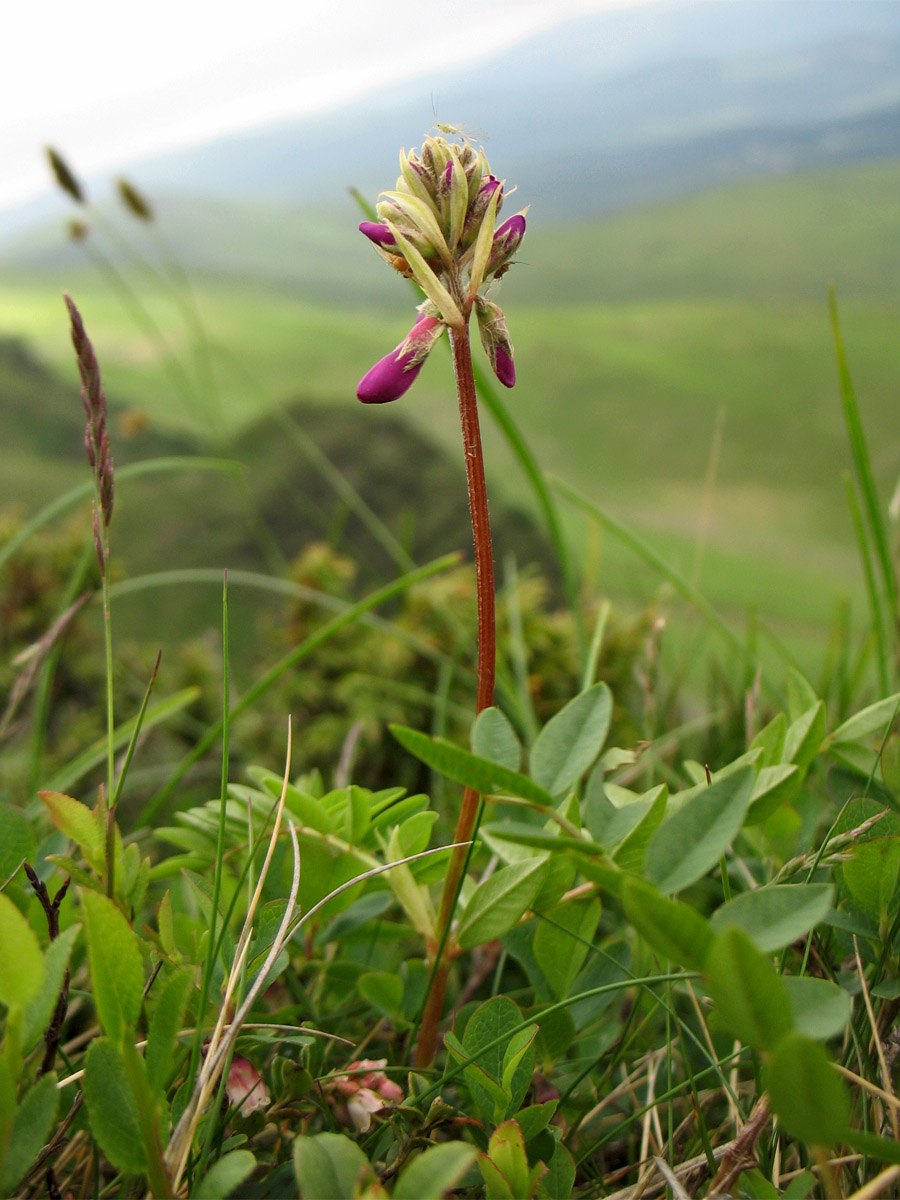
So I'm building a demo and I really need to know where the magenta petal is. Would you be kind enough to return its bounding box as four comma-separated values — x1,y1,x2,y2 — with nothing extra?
357,349,425,403
359,221,397,248
494,344,516,388
357,316,442,404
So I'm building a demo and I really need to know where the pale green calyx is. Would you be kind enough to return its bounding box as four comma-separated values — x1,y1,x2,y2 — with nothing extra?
359,130,526,331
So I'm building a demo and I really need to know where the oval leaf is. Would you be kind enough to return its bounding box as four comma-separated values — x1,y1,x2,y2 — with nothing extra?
710,884,833,953
1,1072,59,1194
391,725,555,807
457,858,549,949
0,892,44,1009
622,876,713,972
530,684,612,797
645,766,755,894
82,889,144,1042
782,976,851,1041
473,707,522,772
394,1142,478,1200
293,1132,372,1200
83,1037,147,1174
767,1031,850,1145
704,926,794,1051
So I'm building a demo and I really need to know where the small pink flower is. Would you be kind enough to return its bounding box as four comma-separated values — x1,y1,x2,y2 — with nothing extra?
225,1055,269,1116
323,1058,404,1131
357,316,445,404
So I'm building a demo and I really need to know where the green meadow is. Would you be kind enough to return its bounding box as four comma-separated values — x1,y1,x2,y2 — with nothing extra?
2,160,899,670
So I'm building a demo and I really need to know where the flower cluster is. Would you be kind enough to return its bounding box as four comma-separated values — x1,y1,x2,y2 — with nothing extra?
322,1059,404,1133
357,130,526,404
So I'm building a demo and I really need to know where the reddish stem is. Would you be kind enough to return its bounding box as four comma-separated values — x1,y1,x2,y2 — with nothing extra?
415,323,496,1067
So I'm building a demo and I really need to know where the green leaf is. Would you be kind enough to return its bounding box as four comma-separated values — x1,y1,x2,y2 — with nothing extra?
645,766,755,894
704,926,794,1051
393,1142,478,1200
533,898,600,1000
456,996,533,1123
23,924,80,1051
537,1141,576,1200
843,1129,900,1165
611,785,668,872
622,876,713,971
283,785,334,835
786,668,819,721
457,858,549,950
473,707,522,772
81,890,144,1042
38,791,103,869
842,838,900,917
0,1072,59,1194
831,692,900,745
530,683,612,796
514,1099,558,1143
767,1031,850,1144
0,802,35,887
358,971,404,1019
390,725,556,806
746,764,800,824
146,966,195,1094
782,976,851,1040
83,1037,147,1174
749,711,787,766
190,1150,256,1199
0,892,44,1009
710,884,833,953
500,1024,538,1103
783,701,826,775
480,1121,537,1200
293,1132,372,1200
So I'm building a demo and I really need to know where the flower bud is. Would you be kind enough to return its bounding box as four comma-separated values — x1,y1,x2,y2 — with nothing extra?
225,1055,270,1117
359,221,397,248
475,297,515,388
486,213,526,280
357,315,445,404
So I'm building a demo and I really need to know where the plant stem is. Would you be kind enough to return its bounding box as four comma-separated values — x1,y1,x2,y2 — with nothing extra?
415,324,496,1067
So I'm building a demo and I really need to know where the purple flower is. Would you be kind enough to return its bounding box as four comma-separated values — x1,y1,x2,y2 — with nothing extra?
359,221,397,248
487,213,526,276
493,343,515,388
357,315,444,404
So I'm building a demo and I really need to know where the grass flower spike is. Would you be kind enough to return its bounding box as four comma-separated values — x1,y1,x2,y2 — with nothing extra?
357,130,526,401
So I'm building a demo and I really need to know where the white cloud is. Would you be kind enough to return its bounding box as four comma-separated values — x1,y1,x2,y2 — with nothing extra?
3,0,655,211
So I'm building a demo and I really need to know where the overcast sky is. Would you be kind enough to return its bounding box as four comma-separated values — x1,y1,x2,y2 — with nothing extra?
3,0,656,214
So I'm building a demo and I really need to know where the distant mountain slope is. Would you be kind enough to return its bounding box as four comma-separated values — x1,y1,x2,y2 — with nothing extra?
68,0,900,220
5,160,899,314
3,0,900,247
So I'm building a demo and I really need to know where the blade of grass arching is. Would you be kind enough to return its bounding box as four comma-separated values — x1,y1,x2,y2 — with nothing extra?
503,554,539,741
139,552,461,826
582,599,611,692
186,575,232,1131
0,458,242,575
82,242,206,423
830,288,897,629
471,359,587,661
350,186,586,658
553,477,783,706
845,471,891,697
37,686,202,800
272,408,417,575
212,337,419,577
